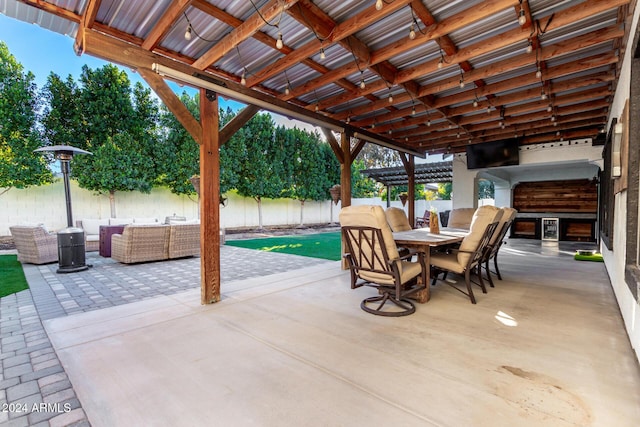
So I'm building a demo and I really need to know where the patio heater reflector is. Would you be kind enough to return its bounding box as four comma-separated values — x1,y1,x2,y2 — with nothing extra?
34,145,92,273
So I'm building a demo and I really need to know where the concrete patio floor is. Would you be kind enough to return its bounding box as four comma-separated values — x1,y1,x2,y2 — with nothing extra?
41,240,640,426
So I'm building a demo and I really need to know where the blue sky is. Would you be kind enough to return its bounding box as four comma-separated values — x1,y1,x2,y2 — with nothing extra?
0,14,251,110
0,13,322,130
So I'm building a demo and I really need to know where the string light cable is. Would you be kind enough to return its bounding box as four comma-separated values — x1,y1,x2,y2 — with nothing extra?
249,0,286,49
183,12,230,43
346,37,368,90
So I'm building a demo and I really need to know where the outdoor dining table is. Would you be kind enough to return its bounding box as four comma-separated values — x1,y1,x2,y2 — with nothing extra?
392,227,466,303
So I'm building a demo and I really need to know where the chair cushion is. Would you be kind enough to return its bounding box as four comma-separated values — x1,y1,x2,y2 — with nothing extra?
339,205,401,272
385,207,412,232
458,206,502,265
431,252,465,274
448,208,476,229
489,207,518,245
81,218,109,235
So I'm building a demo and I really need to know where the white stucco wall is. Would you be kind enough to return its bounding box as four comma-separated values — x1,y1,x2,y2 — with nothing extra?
600,0,640,362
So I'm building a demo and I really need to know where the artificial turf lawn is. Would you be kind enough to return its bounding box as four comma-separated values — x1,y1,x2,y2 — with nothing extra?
225,231,342,261
0,255,29,298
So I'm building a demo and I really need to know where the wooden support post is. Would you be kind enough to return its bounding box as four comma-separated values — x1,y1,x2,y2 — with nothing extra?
340,131,352,208
407,155,415,227
400,153,416,227
199,89,221,304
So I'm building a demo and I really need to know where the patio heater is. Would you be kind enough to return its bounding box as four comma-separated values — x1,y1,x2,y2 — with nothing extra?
34,145,92,273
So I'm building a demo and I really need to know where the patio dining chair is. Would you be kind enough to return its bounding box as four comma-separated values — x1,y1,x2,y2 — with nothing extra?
384,207,412,232
415,210,430,228
340,205,426,317
481,207,518,287
430,206,502,304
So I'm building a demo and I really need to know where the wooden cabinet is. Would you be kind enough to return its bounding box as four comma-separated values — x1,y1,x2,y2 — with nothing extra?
511,179,597,242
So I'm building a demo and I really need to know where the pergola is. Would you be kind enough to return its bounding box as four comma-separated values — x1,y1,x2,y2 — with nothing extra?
3,0,632,304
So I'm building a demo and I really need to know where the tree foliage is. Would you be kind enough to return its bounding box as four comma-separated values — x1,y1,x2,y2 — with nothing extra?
0,41,52,195
70,65,159,216
156,92,201,195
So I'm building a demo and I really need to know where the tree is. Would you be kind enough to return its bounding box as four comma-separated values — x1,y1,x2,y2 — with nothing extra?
438,182,452,200
351,159,377,198
156,92,200,195
478,179,495,200
280,127,329,226
235,113,285,229
70,64,157,216
218,107,242,197
41,73,84,148
0,41,52,195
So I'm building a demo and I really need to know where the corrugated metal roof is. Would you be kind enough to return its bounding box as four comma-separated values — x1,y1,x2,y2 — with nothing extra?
0,0,630,155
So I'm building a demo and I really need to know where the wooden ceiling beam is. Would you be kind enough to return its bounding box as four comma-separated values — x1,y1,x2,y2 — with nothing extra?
286,0,622,127
219,105,260,146
432,52,618,110
137,68,203,145
192,0,299,70
416,25,623,98
15,0,81,23
141,0,192,50
74,0,101,54
283,0,519,106
247,0,413,87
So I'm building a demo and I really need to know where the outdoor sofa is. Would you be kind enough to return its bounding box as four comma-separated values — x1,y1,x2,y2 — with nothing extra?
9,225,58,264
77,217,161,251
111,222,200,264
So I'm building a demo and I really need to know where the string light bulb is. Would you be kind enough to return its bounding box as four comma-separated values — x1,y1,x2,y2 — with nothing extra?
412,105,416,115
376,0,383,11
459,77,465,89
487,106,491,114
409,23,416,40
315,103,319,112
276,32,283,49
240,70,246,86
536,66,542,79
518,8,527,26
184,25,192,41
540,89,547,100
388,93,393,103
526,41,533,54
285,83,290,96
473,99,478,108
427,119,431,127
547,104,553,112
360,72,366,90
319,47,326,60
438,57,444,69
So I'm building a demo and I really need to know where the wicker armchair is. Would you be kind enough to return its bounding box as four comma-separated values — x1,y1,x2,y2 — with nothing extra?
9,225,58,264
111,225,170,264
168,223,200,259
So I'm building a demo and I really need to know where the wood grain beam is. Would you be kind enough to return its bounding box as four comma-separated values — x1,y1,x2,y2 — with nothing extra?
219,105,259,146
247,0,413,87
199,89,221,304
142,0,192,51
322,128,344,164
138,68,203,145
74,0,101,54
192,0,299,70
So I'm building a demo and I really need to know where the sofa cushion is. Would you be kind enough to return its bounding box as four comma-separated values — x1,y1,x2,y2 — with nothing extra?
81,218,109,235
109,218,133,226
133,217,159,224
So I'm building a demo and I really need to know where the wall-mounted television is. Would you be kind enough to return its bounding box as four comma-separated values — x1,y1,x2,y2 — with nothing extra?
466,138,520,170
